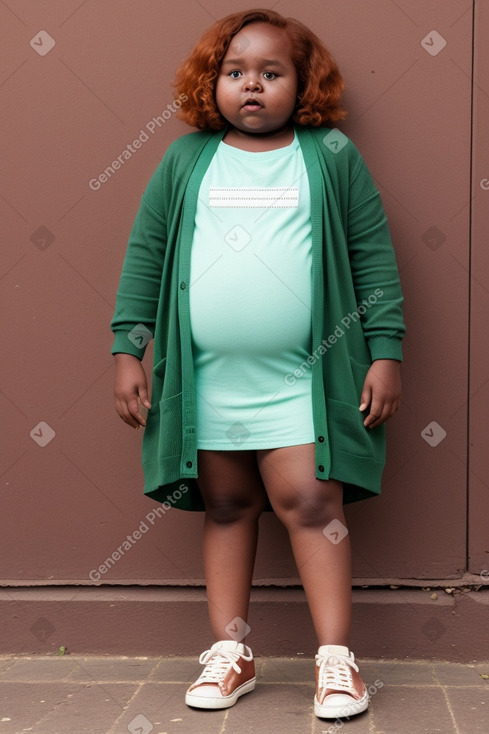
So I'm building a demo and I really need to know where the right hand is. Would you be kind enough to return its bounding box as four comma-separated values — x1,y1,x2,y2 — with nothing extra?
113,353,152,429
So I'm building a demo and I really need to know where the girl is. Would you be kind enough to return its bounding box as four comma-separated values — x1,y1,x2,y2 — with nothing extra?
111,8,405,720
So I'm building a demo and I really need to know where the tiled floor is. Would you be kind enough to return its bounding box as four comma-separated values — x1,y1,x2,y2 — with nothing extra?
0,654,488,733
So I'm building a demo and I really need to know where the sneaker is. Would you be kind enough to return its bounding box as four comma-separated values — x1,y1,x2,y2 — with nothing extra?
314,644,369,719
185,640,256,709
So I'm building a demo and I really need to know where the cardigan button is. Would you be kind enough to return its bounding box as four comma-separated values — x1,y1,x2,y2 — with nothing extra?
180,281,186,290
186,460,192,468
318,465,324,472
318,435,325,443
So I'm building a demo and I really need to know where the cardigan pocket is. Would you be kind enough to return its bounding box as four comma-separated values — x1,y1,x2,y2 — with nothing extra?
326,396,383,460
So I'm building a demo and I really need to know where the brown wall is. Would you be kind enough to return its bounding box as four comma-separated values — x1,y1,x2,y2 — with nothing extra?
469,0,489,576
1,1,486,588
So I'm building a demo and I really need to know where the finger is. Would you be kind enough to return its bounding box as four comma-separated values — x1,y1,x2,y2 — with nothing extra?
359,384,372,413
116,409,136,429
114,398,130,424
127,396,147,428
138,384,152,410
363,398,385,428
365,400,395,429
115,396,143,429
363,412,380,429
364,412,384,429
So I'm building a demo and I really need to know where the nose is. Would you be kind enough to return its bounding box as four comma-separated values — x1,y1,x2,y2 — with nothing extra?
243,76,262,92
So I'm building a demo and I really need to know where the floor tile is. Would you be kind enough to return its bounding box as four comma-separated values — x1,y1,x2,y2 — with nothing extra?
149,657,197,682
370,685,457,733
114,681,227,734
0,657,16,677
0,656,79,681
67,656,157,682
432,661,489,686
218,683,314,734
313,708,372,734
0,681,135,734
0,655,488,734
444,686,489,734
361,659,437,686
260,656,314,683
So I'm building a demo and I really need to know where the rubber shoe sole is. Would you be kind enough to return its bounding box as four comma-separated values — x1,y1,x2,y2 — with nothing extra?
314,690,369,719
185,677,256,709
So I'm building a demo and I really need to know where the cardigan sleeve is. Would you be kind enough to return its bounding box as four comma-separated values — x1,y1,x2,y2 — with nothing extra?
346,151,406,362
110,173,168,360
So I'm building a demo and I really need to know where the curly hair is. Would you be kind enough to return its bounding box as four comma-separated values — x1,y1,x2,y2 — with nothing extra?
172,8,347,130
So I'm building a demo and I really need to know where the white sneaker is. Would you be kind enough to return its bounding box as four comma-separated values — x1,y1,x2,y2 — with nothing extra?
185,640,256,709
314,644,369,719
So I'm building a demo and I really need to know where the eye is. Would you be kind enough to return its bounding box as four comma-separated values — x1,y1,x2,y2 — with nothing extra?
229,70,242,79
263,72,277,80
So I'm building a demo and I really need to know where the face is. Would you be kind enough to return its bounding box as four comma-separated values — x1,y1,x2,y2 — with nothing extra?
215,23,298,137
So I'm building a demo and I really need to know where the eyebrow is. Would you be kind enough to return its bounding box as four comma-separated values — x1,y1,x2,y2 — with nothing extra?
222,58,288,70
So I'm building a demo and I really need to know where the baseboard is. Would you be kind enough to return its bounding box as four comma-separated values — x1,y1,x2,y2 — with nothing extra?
1,586,487,661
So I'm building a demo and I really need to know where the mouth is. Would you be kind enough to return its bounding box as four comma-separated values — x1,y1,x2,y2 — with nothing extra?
241,98,263,111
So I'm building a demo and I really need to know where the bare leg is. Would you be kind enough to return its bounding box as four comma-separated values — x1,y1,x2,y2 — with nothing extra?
197,449,268,643
257,444,351,647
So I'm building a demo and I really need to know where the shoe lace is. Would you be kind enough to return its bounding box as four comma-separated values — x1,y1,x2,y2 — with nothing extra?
316,652,359,692
197,647,252,685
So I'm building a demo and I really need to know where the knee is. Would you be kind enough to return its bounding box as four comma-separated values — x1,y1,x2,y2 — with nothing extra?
204,495,266,525
273,492,342,530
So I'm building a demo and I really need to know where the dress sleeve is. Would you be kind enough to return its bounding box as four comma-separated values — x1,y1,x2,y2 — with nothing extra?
346,152,406,362
110,172,167,360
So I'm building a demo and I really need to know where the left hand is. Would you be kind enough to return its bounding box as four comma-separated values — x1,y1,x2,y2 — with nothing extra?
359,359,402,429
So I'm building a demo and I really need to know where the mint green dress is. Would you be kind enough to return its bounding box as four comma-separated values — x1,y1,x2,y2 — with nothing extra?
189,133,315,450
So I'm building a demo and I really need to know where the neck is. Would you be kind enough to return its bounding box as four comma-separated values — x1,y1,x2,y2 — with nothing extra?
223,124,295,152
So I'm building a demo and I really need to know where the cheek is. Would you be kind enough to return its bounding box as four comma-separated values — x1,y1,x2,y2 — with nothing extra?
215,80,229,111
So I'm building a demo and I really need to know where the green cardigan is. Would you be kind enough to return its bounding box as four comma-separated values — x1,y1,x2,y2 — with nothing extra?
110,125,405,509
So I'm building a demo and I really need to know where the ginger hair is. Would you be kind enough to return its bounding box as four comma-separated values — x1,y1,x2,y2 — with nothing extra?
173,8,347,130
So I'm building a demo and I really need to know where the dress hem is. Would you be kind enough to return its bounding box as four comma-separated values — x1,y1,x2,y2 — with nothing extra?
196,436,315,451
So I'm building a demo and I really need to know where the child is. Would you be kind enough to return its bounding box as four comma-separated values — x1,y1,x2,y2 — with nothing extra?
111,8,405,720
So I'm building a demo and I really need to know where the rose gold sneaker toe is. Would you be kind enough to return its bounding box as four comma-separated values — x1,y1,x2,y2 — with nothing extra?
185,640,256,710
314,644,369,719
